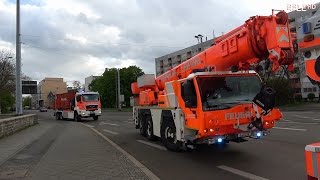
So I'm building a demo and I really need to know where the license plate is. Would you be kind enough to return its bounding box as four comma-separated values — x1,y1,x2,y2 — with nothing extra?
90,111,94,115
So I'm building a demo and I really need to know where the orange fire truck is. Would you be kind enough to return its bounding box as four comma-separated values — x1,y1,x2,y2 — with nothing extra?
131,10,294,151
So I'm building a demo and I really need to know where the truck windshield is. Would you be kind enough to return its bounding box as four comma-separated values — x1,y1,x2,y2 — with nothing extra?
82,94,99,102
197,75,261,111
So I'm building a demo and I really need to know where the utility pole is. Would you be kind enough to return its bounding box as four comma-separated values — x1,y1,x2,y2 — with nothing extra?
16,0,22,115
117,68,121,111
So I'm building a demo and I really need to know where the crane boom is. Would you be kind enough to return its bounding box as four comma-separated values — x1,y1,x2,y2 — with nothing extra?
155,10,294,90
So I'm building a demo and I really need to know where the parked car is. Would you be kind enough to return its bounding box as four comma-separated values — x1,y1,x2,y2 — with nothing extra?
39,107,48,112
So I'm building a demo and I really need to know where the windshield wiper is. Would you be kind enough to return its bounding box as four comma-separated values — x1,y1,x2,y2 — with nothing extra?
205,103,232,110
235,99,252,103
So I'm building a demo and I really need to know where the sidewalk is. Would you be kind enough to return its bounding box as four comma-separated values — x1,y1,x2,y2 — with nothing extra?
29,123,150,180
0,120,152,180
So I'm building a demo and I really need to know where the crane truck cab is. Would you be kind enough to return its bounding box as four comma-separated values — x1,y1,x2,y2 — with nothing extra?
54,91,102,121
133,71,281,151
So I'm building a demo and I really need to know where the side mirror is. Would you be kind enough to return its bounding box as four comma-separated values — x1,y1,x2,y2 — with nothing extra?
76,95,81,102
253,86,276,114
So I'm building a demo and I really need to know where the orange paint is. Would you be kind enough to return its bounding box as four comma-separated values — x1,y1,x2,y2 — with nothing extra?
305,60,320,82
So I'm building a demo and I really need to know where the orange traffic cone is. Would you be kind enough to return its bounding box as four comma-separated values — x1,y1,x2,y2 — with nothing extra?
305,143,320,180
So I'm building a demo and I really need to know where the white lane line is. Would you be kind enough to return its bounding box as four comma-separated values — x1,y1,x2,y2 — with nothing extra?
278,121,318,125
86,125,95,128
127,121,134,124
293,115,309,119
80,123,160,180
217,165,269,180
103,129,119,135
273,127,307,131
99,122,120,126
136,140,167,151
128,118,133,120
312,118,320,121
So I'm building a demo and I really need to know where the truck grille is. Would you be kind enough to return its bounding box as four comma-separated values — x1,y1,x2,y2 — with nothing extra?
86,105,98,110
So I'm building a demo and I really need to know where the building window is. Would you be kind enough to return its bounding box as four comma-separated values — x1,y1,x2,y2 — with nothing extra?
168,58,172,67
308,88,312,92
177,55,181,64
187,51,191,59
313,87,317,92
160,60,164,67
198,48,202,52
303,88,308,92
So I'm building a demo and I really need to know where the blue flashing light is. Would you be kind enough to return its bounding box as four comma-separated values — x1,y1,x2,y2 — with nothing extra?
256,132,262,137
217,138,223,143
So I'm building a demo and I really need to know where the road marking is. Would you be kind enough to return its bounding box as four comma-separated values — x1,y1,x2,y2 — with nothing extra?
273,127,307,131
127,121,134,124
312,118,320,121
99,122,120,126
136,140,167,151
86,125,95,128
80,123,160,180
293,115,309,119
278,121,318,125
103,129,119,135
128,118,133,120
217,165,269,180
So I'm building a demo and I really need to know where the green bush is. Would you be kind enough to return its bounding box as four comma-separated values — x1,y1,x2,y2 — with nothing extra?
307,93,315,101
294,94,302,102
266,78,294,106
0,92,15,114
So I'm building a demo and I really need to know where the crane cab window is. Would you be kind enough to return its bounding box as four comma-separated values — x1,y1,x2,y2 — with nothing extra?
197,75,261,111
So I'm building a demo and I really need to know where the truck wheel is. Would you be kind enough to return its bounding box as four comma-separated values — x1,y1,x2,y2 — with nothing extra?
146,116,156,141
161,119,182,151
139,117,147,137
93,116,98,121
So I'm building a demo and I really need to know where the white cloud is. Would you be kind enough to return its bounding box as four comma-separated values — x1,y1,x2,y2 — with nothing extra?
1,0,316,84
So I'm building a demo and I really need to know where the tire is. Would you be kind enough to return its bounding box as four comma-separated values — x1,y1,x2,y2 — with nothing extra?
74,112,81,122
93,116,98,121
146,116,156,141
139,116,147,137
160,119,182,151
55,113,59,120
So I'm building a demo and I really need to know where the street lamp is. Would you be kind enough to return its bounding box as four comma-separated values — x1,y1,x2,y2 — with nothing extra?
15,0,22,115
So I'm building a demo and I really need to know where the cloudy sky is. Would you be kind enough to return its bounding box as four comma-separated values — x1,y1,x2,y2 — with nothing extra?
0,0,319,85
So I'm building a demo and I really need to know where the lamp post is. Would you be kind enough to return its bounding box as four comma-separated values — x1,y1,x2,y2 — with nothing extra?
16,0,22,115
117,68,121,111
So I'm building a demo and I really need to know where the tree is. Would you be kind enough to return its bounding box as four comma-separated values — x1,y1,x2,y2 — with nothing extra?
23,96,32,108
0,50,15,113
73,80,81,90
0,50,15,94
266,78,294,106
90,66,144,108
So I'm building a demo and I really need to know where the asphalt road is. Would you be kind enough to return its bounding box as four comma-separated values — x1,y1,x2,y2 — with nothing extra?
34,109,319,180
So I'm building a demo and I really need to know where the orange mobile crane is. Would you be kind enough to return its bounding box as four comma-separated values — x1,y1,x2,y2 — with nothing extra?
131,10,294,151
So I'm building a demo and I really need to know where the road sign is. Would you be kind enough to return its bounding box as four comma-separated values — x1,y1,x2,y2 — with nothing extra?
22,81,37,94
